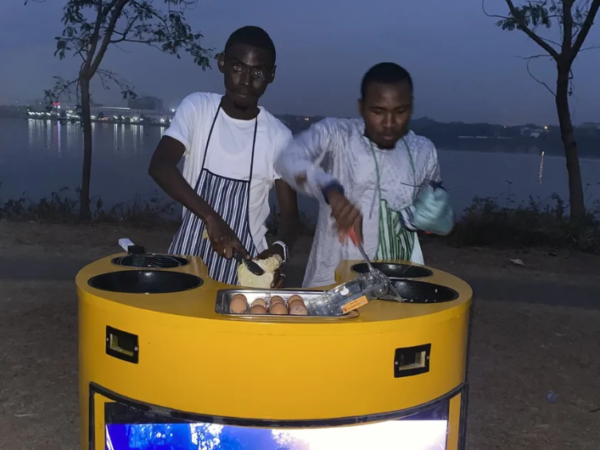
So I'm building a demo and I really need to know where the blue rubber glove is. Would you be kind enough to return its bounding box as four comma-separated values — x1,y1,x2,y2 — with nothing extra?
400,182,454,235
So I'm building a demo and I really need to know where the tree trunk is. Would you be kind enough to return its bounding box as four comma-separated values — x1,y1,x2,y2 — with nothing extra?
79,77,93,220
555,64,585,221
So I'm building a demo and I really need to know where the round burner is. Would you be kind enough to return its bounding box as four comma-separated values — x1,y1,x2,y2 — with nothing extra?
352,262,433,279
89,270,203,294
387,280,458,304
112,254,189,269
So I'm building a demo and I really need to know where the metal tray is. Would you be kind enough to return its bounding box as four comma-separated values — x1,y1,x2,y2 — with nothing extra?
215,289,359,320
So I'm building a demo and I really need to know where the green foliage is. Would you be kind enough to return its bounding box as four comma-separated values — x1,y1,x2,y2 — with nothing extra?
448,193,600,253
40,0,212,102
0,186,179,230
55,0,211,68
3,185,600,252
487,0,600,60
497,1,555,31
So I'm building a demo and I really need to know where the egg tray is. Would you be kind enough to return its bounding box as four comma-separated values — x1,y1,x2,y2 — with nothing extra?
215,289,359,320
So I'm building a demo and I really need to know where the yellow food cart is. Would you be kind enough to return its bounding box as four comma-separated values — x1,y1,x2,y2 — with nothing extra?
76,253,472,450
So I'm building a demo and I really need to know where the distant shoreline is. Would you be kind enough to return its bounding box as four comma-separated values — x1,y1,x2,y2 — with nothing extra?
21,116,169,128
4,115,600,158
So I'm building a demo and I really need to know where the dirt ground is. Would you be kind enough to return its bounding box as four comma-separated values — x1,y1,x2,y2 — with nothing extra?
1,221,599,449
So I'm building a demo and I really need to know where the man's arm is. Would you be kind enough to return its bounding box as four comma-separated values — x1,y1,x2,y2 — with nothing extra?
149,136,218,223
148,95,246,258
274,118,338,200
275,118,362,241
273,179,300,255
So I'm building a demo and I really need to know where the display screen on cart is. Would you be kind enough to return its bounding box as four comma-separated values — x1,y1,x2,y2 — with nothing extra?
106,420,447,450
104,403,448,450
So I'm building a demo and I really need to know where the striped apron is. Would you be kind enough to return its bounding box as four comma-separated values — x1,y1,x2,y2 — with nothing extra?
169,105,259,285
368,139,417,262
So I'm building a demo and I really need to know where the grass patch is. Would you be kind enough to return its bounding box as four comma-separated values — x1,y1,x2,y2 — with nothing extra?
0,186,179,229
447,193,600,253
2,186,600,253
0,186,318,235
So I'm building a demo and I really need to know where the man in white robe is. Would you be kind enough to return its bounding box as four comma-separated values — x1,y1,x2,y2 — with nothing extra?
275,62,453,287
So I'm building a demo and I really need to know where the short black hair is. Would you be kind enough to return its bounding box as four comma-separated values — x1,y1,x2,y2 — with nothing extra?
224,26,276,64
360,62,413,99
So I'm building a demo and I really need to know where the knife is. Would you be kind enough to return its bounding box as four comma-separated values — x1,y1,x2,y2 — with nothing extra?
233,249,265,276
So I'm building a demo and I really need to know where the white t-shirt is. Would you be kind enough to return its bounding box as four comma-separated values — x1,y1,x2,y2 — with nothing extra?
164,92,293,253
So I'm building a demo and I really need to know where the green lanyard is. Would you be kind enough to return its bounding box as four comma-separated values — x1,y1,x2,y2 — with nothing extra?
367,137,416,218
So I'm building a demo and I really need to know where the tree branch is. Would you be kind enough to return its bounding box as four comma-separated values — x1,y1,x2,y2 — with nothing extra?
82,0,117,74
96,69,136,98
87,0,129,78
516,54,556,96
44,76,80,105
562,0,575,57
109,11,141,44
580,43,600,52
503,0,561,59
570,0,600,62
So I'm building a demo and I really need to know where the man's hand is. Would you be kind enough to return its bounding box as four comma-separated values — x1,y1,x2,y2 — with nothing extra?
255,246,286,288
205,215,247,259
327,189,363,243
411,184,454,236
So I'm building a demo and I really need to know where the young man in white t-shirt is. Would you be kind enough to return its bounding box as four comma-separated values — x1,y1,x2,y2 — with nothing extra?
149,26,299,286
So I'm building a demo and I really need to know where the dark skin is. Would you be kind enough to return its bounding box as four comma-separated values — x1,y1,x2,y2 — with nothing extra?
326,81,414,243
149,42,299,288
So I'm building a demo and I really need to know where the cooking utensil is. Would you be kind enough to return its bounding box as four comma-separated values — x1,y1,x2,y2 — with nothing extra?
118,238,146,254
233,249,265,276
118,238,151,267
116,238,188,268
347,229,374,272
347,228,405,302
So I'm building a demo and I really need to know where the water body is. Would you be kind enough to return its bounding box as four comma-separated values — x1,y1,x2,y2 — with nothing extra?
1,118,599,218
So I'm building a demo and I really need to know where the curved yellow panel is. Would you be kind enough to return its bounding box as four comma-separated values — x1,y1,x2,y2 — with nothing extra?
77,255,472,450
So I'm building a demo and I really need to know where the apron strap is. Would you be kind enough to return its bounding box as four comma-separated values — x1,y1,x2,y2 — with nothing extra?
198,103,259,185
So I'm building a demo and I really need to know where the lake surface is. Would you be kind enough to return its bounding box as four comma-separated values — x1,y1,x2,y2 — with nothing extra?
1,118,599,216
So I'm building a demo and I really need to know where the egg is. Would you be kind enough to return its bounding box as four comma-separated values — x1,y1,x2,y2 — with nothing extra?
251,298,267,309
289,304,308,315
269,302,288,315
287,295,304,306
250,304,267,315
270,296,284,305
229,294,248,314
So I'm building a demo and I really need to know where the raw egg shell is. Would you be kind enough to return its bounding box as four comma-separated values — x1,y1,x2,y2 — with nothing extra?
269,303,288,315
252,298,267,308
270,296,284,305
250,304,267,315
231,293,247,302
289,304,308,315
287,295,304,306
229,296,248,314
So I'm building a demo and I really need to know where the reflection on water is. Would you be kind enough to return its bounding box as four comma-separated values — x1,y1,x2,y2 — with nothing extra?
539,151,545,185
0,118,599,213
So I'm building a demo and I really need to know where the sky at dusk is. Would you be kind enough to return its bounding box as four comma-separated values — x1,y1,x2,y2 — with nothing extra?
0,0,598,125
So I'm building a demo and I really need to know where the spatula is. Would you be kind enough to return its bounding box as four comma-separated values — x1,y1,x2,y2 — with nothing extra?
347,228,404,301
